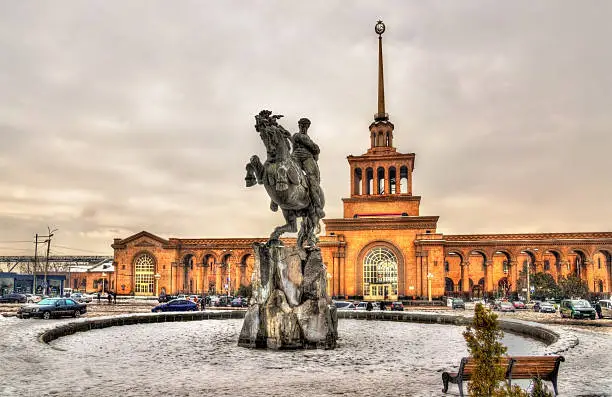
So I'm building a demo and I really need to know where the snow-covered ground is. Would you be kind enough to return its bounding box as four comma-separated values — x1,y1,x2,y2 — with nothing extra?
0,316,609,396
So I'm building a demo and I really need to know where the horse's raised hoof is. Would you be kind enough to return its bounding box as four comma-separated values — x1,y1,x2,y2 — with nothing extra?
245,175,256,187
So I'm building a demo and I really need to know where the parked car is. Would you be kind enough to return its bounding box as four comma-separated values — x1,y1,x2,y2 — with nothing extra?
214,296,232,307
25,294,41,303
70,293,93,303
512,301,526,310
333,301,355,310
559,299,596,320
539,302,556,313
151,299,198,313
355,301,380,311
0,293,27,303
499,302,516,312
490,300,502,310
598,300,612,318
231,297,249,307
390,301,404,311
158,294,178,303
17,298,87,319
449,298,465,310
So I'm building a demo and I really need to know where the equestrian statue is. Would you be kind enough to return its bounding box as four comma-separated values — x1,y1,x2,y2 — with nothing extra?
245,110,325,247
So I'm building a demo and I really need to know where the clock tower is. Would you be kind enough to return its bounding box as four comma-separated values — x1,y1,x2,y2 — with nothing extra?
323,21,439,300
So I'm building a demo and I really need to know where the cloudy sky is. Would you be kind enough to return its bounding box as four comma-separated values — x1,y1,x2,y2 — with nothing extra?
1,1,612,256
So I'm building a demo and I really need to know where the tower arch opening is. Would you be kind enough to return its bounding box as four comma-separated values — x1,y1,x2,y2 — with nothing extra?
353,168,363,195
377,167,385,194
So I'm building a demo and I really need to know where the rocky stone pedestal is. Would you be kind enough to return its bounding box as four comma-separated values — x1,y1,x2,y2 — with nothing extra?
238,243,338,350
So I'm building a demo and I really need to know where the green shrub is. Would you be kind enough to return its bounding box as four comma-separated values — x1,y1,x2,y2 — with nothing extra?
464,304,528,396
464,304,556,397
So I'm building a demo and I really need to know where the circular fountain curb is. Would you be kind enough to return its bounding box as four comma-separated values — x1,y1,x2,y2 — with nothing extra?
337,310,578,354
38,310,578,354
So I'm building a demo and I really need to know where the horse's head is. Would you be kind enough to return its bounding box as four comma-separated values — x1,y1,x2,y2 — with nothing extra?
255,111,290,162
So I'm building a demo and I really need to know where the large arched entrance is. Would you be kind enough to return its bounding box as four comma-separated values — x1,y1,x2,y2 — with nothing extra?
134,253,155,296
240,254,254,287
363,247,398,301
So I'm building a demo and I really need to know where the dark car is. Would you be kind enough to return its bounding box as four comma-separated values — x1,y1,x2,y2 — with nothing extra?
390,301,404,311
17,298,87,319
0,293,27,304
560,299,596,320
151,299,198,313
532,301,542,312
231,297,249,307
157,294,178,303
451,298,465,310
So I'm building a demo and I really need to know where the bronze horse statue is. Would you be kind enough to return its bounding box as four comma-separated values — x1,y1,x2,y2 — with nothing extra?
245,110,324,247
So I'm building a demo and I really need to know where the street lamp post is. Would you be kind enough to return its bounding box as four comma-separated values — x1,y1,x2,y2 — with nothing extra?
227,261,231,298
101,272,106,293
427,273,434,302
154,273,161,297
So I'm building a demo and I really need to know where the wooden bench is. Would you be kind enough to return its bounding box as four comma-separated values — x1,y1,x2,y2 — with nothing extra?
508,355,564,396
442,357,513,397
442,355,564,396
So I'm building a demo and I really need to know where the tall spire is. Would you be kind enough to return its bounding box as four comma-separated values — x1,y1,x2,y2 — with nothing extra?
375,20,388,121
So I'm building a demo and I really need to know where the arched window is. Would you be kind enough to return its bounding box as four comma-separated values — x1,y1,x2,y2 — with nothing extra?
363,247,398,298
134,254,155,295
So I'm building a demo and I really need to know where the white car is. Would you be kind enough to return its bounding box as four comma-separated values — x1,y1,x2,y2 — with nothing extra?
355,301,380,311
25,294,41,303
333,301,356,311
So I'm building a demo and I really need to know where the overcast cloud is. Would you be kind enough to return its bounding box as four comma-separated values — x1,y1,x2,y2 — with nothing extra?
1,1,612,256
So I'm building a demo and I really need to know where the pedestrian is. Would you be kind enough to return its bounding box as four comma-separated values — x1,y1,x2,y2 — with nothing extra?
107,291,112,304
201,297,206,311
366,301,373,311
97,291,101,304
595,301,603,319
379,301,386,311
113,291,117,304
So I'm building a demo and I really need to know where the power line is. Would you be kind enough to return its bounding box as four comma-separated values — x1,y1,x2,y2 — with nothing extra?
0,247,32,252
53,245,111,255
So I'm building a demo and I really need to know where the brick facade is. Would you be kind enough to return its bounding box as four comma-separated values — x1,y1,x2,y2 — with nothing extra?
111,31,612,299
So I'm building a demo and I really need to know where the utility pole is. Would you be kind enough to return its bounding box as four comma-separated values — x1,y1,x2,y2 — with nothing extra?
33,233,39,293
41,227,58,295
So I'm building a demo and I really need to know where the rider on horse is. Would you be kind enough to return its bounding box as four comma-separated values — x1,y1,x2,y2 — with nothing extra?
291,118,325,219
